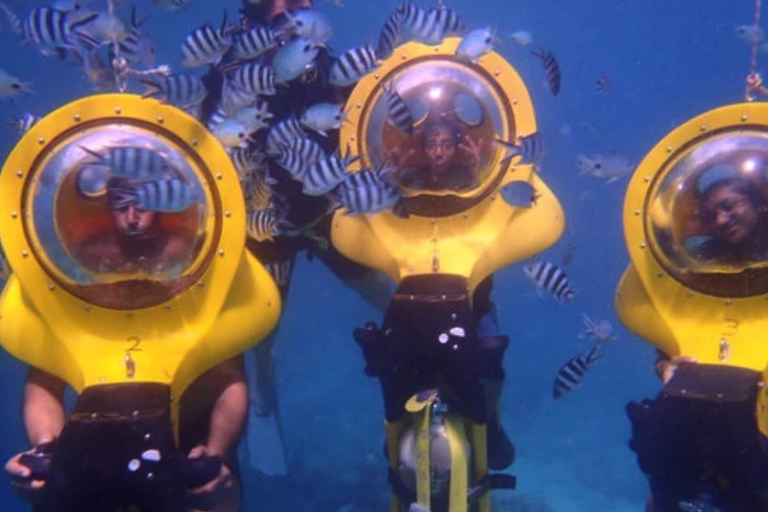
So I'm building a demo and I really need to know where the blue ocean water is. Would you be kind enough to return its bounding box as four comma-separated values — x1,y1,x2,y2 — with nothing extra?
0,0,758,510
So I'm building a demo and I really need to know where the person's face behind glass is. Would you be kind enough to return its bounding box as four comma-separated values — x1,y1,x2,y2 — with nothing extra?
702,182,762,245
424,127,457,173
268,0,312,19
112,204,155,236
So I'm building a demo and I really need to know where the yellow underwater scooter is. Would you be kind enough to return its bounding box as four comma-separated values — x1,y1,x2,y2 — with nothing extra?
332,38,564,512
0,94,280,510
618,102,768,511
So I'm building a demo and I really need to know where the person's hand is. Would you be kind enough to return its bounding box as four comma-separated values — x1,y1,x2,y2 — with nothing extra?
5,449,46,490
186,445,237,510
458,135,484,169
655,355,698,384
386,142,416,168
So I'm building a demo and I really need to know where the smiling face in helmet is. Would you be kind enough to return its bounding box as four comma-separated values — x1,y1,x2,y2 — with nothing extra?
701,178,764,246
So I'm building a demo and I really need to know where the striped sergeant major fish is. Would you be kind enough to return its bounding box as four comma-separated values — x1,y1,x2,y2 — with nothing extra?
401,1,442,45
553,342,603,399
228,147,257,181
9,112,39,136
81,145,170,180
141,73,207,110
243,170,276,211
266,117,306,155
264,260,293,288
383,81,414,134
300,102,345,137
275,137,324,181
523,259,575,303
331,176,401,216
23,6,99,57
233,26,279,60
117,7,155,68
302,147,360,196
181,12,232,67
111,178,198,213
329,44,379,87
377,9,403,61
228,62,276,96
433,6,464,37
246,208,290,242
496,132,545,167
532,49,561,96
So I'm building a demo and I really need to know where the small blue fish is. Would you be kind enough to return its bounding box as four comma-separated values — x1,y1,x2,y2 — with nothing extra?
300,102,345,136
76,165,111,198
499,181,539,208
272,37,320,83
496,132,545,166
286,9,332,44
456,27,496,62
9,112,39,136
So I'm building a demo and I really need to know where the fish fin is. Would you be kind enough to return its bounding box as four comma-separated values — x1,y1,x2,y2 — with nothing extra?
317,130,328,137
73,30,101,51
606,176,619,184
107,185,139,209
79,145,104,162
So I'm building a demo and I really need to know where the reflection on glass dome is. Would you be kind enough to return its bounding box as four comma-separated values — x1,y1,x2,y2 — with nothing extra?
366,59,506,194
27,124,210,309
647,131,768,297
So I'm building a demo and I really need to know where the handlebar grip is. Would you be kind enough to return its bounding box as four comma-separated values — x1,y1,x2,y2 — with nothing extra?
18,452,51,482
180,455,222,488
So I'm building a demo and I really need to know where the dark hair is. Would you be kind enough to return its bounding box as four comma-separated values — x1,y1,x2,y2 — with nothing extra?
701,176,765,210
240,0,313,26
421,114,465,144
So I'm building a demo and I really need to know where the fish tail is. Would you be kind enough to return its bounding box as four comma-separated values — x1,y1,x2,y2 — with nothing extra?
108,185,139,210
72,30,101,52
140,78,162,99
563,289,576,303
586,342,604,364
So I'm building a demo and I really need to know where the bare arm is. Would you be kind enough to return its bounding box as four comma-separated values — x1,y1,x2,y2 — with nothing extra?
203,355,248,460
23,368,66,447
5,368,66,485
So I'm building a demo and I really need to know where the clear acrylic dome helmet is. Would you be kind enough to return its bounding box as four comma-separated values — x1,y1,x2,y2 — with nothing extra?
25,124,212,309
645,131,768,297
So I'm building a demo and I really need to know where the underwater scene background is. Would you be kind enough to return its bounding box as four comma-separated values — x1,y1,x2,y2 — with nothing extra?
0,0,757,510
